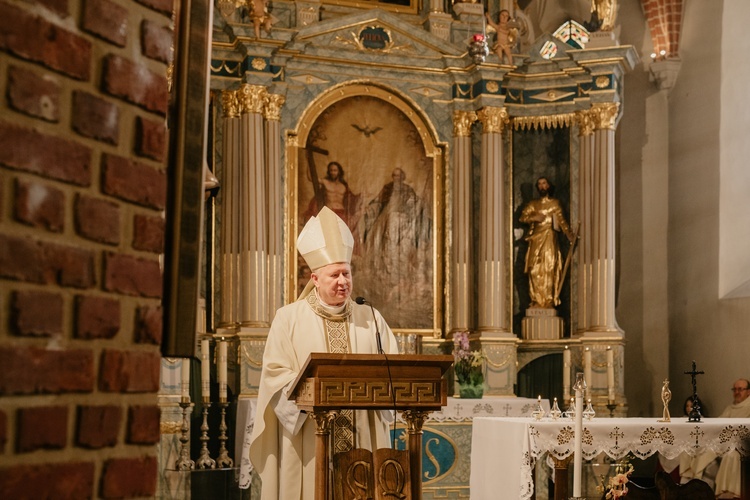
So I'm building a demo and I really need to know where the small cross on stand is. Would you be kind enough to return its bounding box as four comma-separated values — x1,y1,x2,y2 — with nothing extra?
684,360,705,422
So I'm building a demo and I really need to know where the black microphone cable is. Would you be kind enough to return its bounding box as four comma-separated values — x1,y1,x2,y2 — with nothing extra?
355,296,398,449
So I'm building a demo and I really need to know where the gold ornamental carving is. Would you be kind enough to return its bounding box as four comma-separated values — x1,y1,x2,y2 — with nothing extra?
511,113,574,131
312,410,339,434
402,409,431,433
238,83,268,115
452,110,477,137
591,102,620,130
575,109,595,136
477,106,509,134
221,89,239,118
264,94,286,121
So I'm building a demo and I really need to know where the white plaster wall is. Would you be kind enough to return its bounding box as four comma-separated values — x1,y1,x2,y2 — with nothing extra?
617,0,671,417
719,0,750,298
665,0,750,417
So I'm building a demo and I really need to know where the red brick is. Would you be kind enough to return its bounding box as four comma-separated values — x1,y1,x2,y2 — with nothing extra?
0,346,94,395
135,304,162,344
101,153,166,209
135,115,166,161
102,54,168,115
72,91,120,145
104,252,162,298
0,120,92,186
141,19,172,64
0,462,95,498
82,0,128,46
11,289,64,336
14,178,65,232
0,234,46,283
101,455,157,498
17,405,68,452
38,0,69,16
44,242,96,289
99,349,160,393
133,213,164,253
127,405,160,444
75,295,120,339
135,0,172,15
0,409,6,452
75,194,120,244
7,65,61,122
0,2,91,80
76,405,122,448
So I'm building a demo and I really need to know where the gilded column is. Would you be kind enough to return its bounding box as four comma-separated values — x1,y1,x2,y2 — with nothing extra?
587,103,622,336
476,106,511,336
574,109,595,334
219,89,241,328
238,84,270,327
451,110,476,332
264,94,285,319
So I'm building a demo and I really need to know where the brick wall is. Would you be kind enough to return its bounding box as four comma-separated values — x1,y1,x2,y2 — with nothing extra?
0,0,171,497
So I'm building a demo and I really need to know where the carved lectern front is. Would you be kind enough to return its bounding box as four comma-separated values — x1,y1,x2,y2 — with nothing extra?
289,353,453,500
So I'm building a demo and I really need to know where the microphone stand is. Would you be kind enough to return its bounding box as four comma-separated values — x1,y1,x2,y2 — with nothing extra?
356,297,397,448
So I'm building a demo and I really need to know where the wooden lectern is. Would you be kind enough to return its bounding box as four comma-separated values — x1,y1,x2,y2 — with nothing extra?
289,353,453,500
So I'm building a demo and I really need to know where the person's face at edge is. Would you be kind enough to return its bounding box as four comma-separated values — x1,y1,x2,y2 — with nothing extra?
312,262,352,306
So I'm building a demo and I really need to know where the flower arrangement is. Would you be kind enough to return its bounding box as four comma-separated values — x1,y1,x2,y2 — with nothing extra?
452,331,484,387
598,459,634,499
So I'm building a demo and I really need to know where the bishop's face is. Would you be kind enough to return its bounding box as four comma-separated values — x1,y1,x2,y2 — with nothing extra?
312,262,352,306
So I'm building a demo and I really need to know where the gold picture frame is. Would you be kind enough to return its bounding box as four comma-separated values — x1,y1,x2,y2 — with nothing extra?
286,82,445,337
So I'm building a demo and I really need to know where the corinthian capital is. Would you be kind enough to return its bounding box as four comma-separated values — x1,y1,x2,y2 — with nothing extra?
575,109,595,136
238,84,268,115
477,107,508,134
221,90,239,119
452,110,477,137
590,102,620,130
264,94,286,121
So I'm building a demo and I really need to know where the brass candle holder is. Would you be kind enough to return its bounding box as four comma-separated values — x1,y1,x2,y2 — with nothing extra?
216,399,233,468
195,400,216,469
175,400,195,470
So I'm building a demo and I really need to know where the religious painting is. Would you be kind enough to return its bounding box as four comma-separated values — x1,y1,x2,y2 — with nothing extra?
290,84,443,334
511,125,574,335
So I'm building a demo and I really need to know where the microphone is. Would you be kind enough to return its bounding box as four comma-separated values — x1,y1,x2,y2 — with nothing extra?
355,296,383,354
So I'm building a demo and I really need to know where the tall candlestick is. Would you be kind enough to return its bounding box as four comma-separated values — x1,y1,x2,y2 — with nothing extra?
181,359,191,402
583,347,592,398
218,340,227,401
607,346,615,403
201,339,211,402
572,372,586,497
563,346,571,398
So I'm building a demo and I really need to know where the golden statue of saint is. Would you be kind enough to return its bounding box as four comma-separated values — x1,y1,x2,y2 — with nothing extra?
520,177,575,309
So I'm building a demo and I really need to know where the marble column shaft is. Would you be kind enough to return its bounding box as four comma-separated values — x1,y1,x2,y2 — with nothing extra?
477,107,510,335
451,110,477,331
264,94,285,319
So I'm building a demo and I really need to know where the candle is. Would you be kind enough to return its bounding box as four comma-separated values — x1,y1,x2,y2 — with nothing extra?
181,359,190,402
583,347,592,398
607,346,615,403
201,339,210,402
563,346,571,398
218,340,228,401
572,373,585,497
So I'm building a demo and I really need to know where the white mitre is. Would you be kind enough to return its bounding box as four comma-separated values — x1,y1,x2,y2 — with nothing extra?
296,206,354,300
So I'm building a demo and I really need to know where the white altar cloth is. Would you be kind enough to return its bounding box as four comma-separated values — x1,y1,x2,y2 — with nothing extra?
401,396,549,422
470,417,750,500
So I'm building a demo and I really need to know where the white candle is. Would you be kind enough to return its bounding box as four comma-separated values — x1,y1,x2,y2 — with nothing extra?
181,359,190,402
607,346,615,403
218,340,228,401
583,347,592,398
563,346,571,398
573,386,584,497
201,339,210,401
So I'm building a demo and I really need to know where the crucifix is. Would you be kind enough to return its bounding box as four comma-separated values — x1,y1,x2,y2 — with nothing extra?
684,360,705,422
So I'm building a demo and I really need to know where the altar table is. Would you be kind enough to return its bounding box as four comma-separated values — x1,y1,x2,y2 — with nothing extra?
470,417,750,500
